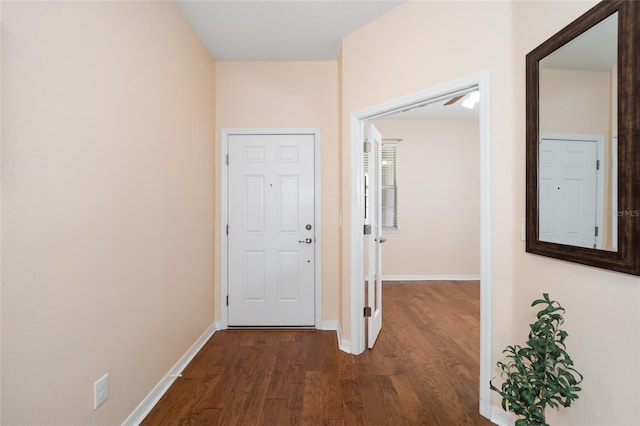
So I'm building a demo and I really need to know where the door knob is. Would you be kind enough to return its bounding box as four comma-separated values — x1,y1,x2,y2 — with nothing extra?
379,237,387,243
298,238,313,244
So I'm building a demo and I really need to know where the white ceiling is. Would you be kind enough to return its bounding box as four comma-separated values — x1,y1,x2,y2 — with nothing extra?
175,0,405,61
540,12,617,72
175,0,475,120
385,94,480,120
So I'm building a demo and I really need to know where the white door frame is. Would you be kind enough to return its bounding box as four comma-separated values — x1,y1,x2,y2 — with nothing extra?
348,71,492,418
220,128,322,329
540,133,605,249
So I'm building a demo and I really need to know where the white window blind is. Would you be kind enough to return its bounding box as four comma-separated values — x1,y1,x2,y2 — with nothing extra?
381,143,398,230
365,142,398,231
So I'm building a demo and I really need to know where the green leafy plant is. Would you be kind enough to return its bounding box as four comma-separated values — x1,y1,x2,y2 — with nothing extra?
490,293,583,426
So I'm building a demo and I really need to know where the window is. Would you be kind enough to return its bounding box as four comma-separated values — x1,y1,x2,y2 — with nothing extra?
365,142,398,231
381,143,398,231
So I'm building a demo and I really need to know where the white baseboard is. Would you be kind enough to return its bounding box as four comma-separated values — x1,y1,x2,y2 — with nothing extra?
336,323,351,353
122,322,217,426
381,274,481,281
490,405,514,426
320,322,351,354
320,320,338,330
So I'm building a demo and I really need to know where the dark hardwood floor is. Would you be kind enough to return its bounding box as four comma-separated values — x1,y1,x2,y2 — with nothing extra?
142,281,494,425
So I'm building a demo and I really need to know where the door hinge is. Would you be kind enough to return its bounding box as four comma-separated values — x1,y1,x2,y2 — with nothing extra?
364,306,372,317
364,224,372,235
596,159,600,170
226,295,229,306
226,224,229,235
364,141,371,153
226,154,229,165
595,226,599,237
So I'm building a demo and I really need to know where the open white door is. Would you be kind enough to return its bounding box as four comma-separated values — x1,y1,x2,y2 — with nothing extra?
367,123,383,348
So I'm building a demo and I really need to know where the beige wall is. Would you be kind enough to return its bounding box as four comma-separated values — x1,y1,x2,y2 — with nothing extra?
342,1,640,424
540,68,611,136
1,2,216,424
372,118,480,276
214,61,340,324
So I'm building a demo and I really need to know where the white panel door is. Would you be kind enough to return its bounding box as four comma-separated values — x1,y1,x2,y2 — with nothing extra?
539,137,597,248
367,123,383,348
228,134,315,326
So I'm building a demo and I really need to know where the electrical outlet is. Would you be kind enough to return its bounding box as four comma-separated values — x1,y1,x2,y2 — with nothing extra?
93,373,109,410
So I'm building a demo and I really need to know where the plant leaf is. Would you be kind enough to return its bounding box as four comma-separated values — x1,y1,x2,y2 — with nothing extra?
490,293,582,425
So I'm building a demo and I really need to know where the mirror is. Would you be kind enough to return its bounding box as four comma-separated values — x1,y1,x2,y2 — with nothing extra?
526,0,640,275
538,12,618,251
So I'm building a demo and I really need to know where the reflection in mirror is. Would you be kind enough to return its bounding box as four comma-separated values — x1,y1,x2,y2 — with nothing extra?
538,12,618,251
527,0,640,275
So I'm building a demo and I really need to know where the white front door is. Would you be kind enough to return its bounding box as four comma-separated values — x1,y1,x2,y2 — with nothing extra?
227,134,315,326
366,123,383,348
539,136,598,248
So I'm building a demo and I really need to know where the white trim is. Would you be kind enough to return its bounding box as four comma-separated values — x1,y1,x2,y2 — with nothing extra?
122,322,217,426
478,71,493,420
336,323,351,353
220,128,322,328
220,130,229,330
380,275,481,281
490,405,515,426
540,132,605,249
350,117,366,355
320,320,339,330
349,71,492,421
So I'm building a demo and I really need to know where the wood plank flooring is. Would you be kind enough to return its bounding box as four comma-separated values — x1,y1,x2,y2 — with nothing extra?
142,281,494,425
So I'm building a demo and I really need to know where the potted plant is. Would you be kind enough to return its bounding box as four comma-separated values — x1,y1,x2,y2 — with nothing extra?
490,293,583,426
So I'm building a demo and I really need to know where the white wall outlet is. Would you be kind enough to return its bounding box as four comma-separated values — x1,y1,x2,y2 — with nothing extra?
93,373,109,410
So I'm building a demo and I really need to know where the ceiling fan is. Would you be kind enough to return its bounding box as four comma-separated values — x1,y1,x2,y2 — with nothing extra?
443,90,480,109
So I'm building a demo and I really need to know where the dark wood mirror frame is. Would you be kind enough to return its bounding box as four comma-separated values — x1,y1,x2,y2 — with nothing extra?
526,0,640,275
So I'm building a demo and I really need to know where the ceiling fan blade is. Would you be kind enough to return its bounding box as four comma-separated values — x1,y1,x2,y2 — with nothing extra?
443,95,464,106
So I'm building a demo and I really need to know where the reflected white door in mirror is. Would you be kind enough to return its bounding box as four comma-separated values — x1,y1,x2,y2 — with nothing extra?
538,134,606,250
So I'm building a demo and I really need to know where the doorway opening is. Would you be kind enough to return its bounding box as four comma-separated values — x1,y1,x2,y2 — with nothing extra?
348,72,492,418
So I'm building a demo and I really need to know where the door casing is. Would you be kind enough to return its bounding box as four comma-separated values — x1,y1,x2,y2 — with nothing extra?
348,71,492,419
220,128,322,329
